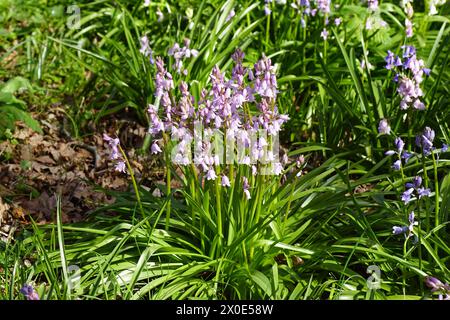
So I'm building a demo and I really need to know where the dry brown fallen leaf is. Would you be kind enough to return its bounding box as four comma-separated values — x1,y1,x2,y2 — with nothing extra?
20,191,56,222
2,113,158,228
35,155,56,165
0,197,10,226
59,143,76,159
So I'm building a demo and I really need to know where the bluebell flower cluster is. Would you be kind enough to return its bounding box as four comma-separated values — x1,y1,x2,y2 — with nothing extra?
290,0,335,36
401,176,431,204
103,134,126,173
168,39,199,75
385,46,430,111
378,119,390,135
264,0,273,15
367,0,378,11
20,284,39,300
145,48,289,194
385,137,410,170
415,126,435,156
386,125,449,239
385,127,447,173
429,0,447,15
425,276,450,300
400,0,414,37
392,211,417,237
139,35,154,64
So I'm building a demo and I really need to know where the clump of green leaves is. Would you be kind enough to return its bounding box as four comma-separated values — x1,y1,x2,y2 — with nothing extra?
0,77,41,139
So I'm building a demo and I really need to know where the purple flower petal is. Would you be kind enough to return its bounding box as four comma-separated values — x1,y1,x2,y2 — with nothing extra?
401,188,414,204
392,160,402,171
425,276,444,292
392,225,408,235
221,175,231,187
417,187,431,199
20,284,39,300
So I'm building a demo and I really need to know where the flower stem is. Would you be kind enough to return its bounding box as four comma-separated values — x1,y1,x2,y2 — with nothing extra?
431,151,440,229
421,150,430,232
119,145,146,223
416,204,424,295
162,132,172,231
265,7,270,50
215,174,223,242
165,152,171,231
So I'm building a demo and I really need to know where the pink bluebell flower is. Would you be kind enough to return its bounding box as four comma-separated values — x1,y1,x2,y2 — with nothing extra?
272,162,283,175
425,276,450,299
243,177,251,200
103,134,120,160
151,141,162,154
103,134,127,173
320,29,329,40
405,19,413,37
385,46,429,111
206,168,217,181
139,35,154,64
168,39,199,74
316,0,330,14
226,9,235,22
378,119,391,135
143,49,289,181
221,175,231,187
20,284,39,300
115,161,126,173
367,0,378,11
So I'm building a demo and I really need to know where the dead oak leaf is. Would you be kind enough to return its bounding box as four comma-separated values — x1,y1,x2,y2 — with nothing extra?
20,191,56,222
35,155,56,165
49,148,61,162
0,197,10,226
59,143,76,159
11,206,26,222
13,127,34,140
28,134,45,147
20,145,33,161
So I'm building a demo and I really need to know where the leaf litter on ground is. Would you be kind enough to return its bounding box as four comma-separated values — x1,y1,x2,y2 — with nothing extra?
0,110,161,239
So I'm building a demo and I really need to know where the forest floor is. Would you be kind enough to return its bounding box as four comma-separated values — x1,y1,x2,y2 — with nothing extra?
0,110,161,239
